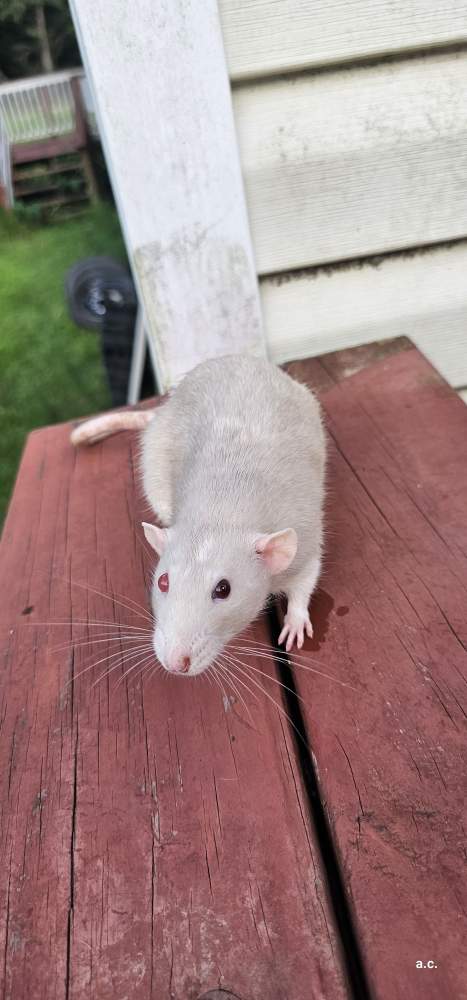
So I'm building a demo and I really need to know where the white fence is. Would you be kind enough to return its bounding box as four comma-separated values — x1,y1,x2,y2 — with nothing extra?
0,69,97,144
0,113,13,206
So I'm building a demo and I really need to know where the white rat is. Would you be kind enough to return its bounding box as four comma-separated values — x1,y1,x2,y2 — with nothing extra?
71,355,326,675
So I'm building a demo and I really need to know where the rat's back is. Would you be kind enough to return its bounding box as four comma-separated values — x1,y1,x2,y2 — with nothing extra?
175,354,324,454
167,355,326,558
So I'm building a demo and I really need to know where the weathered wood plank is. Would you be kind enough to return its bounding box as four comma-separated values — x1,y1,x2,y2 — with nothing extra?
279,342,467,999
12,132,86,164
69,0,265,391
262,242,467,389
0,420,347,999
233,51,467,274
219,0,467,80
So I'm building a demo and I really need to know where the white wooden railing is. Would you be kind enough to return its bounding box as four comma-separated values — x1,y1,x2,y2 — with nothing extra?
0,68,97,144
0,112,13,206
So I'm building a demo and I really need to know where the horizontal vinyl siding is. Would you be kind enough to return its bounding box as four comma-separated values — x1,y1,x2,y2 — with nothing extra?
219,0,467,79
261,242,467,388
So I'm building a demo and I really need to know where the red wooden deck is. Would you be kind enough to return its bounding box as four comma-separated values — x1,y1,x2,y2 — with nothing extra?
1,338,466,999
283,341,467,1000
0,404,345,999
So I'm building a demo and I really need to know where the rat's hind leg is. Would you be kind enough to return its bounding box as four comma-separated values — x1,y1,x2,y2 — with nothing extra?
278,556,321,652
141,401,180,526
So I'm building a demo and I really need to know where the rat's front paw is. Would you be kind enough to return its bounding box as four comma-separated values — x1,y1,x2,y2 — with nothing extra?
278,608,313,652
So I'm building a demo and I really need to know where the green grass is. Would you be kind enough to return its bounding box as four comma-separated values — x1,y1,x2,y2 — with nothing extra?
0,204,126,524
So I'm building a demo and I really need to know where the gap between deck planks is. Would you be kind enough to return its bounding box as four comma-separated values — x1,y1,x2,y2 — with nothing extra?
0,408,348,998
280,338,467,1000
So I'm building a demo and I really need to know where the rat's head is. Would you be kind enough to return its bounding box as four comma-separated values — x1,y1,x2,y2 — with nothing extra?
142,520,297,676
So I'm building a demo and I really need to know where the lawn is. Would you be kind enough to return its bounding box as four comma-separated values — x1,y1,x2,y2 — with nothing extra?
0,204,126,524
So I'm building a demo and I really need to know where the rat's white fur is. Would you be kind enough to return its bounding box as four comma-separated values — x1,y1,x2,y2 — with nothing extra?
70,355,326,673
140,355,326,674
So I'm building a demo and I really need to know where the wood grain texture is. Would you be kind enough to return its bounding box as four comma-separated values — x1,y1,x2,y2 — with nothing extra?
0,420,347,999
261,242,467,388
279,343,467,999
233,51,467,274
219,0,467,80
12,132,86,164
69,0,265,391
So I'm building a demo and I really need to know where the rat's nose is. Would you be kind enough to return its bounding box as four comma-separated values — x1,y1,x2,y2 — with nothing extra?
167,653,191,674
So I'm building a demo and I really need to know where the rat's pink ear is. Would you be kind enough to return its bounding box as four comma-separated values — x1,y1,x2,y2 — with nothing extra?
255,528,297,575
142,522,169,556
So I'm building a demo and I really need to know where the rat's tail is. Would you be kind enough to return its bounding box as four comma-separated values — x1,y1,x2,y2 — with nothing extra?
70,408,156,446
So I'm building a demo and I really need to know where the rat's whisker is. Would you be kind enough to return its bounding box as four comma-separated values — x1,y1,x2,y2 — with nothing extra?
92,646,155,689
68,648,135,685
233,637,326,664
69,577,154,624
140,659,164,686
237,635,279,646
25,620,153,631
233,641,325,665
217,663,268,730
203,667,214,690
69,643,153,685
52,632,152,652
112,649,156,693
217,656,256,725
36,569,155,625
216,661,253,723
76,646,155,685
224,657,308,748
219,664,250,714
210,664,228,701
223,651,306,702
231,637,327,664
230,645,356,691
217,654,260,707
213,668,228,701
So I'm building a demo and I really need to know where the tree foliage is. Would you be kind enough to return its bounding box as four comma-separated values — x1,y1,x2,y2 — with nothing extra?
0,1,80,80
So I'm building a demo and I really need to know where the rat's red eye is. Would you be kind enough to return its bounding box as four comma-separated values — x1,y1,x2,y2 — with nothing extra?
212,578,231,600
158,573,169,592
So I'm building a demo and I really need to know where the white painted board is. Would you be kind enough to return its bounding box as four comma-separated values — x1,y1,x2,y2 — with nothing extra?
261,242,467,388
69,0,265,391
233,52,467,274
219,0,467,79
